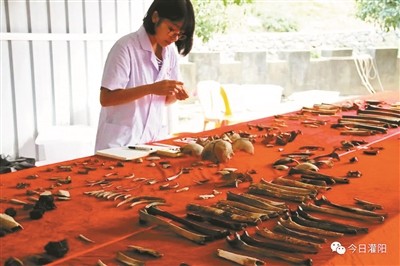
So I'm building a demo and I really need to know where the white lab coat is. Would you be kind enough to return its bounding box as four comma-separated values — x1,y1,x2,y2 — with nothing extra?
95,26,179,151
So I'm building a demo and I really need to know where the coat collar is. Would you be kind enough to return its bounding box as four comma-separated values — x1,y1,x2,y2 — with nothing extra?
138,25,170,73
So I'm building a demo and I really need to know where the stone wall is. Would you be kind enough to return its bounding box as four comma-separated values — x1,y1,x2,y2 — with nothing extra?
180,30,399,97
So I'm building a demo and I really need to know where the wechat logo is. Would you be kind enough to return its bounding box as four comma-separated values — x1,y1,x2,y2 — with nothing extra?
331,241,346,255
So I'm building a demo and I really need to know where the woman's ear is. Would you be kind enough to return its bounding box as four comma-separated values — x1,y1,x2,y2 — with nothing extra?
152,11,159,24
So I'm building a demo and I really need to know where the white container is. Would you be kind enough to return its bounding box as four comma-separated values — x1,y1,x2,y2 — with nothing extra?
35,125,96,165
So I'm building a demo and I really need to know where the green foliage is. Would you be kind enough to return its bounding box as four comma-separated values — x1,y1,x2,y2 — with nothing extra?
192,0,253,43
192,0,226,43
261,16,299,33
355,0,400,31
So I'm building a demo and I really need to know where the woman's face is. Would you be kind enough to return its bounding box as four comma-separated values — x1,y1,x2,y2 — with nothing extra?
152,12,185,47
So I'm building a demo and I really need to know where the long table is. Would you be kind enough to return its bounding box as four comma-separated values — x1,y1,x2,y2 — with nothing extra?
1,91,399,266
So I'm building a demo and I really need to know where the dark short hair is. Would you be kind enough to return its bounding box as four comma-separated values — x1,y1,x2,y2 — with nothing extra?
143,0,195,56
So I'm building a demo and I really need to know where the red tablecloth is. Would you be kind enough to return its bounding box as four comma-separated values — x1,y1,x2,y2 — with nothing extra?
1,91,399,266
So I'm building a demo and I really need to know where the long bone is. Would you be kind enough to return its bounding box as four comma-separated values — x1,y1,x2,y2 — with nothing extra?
311,150,340,161
240,230,318,254
300,203,385,223
272,176,331,191
289,168,349,184
216,248,265,266
332,121,388,133
138,208,209,245
260,178,317,197
314,195,387,217
279,217,344,237
338,118,395,128
226,232,313,266
216,200,279,218
255,226,321,251
339,130,375,136
343,114,400,125
186,203,261,225
300,177,328,186
213,203,271,221
300,174,336,185
226,192,287,213
248,184,308,203
273,221,327,244
186,212,247,231
354,197,383,210
145,202,230,239
365,104,400,115
290,211,359,235
296,207,368,234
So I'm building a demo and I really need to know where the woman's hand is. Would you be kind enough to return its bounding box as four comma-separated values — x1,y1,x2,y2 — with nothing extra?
153,80,189,100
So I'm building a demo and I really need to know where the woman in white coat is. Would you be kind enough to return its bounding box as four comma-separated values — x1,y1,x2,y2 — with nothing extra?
95,0,195,151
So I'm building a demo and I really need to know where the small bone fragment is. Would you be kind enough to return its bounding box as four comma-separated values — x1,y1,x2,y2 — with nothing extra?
78,234,95,243
0,213,24,231
198,194,215,200
10,199,28,205
176,187,189,193
165,169,183,181
217,248,265,266
127,245,164,258
232,138,254,154
180,143,204,157
116,251,145,266
293,162,319,172
97,259,107,266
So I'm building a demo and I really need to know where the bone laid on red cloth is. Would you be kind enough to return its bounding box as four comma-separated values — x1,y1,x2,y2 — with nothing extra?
0,91,398,266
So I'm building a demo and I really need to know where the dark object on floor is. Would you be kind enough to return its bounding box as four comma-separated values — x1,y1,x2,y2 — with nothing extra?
34,195,56,211
44,239,69,258
5,208,17,218
4,257,24,266
29,209,45,220
0,155,36,174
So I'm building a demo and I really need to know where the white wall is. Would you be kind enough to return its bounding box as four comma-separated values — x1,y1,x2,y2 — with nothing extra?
1,0,152,162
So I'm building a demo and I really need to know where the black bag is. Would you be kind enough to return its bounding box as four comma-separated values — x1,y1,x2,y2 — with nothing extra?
0,155,36,174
